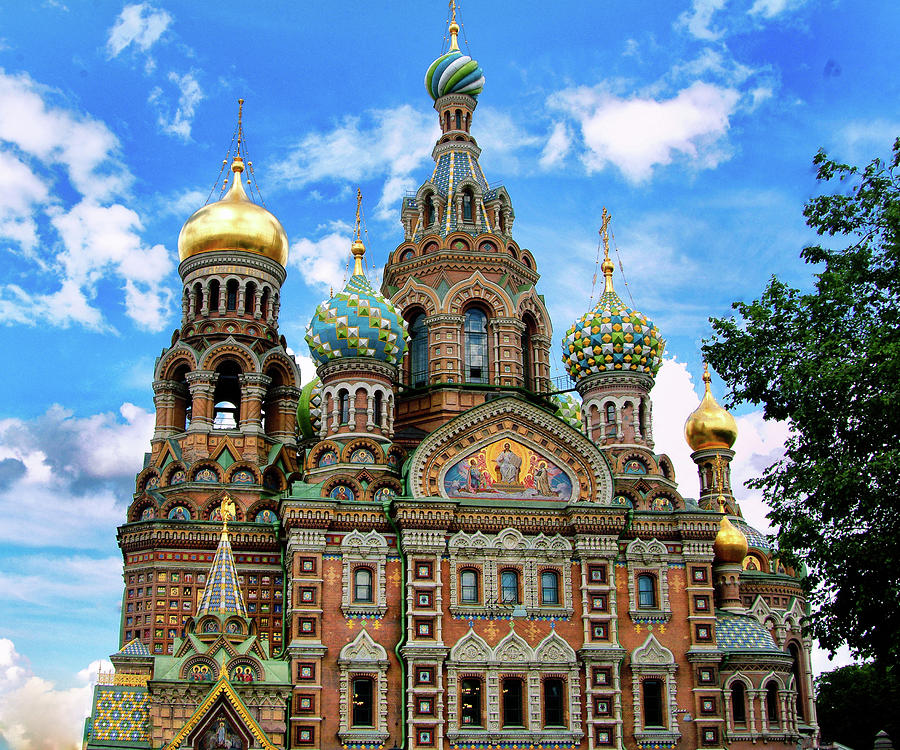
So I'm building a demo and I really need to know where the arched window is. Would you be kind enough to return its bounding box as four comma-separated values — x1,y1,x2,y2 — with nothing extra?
172,364,191,431
639,399,647,438
373,391,383,426
409,313,428,387
540,571,559,605
226,279,238,311
260,287,270,320
523,315,538,390
244,282,256,314
455,110,462,130
789,642,805,720
460,678,482,726
642,679,664,727
500,569,519,604
212,361,241,429
351,677,374,727
424,194,435,226
462,189,473,222
766,681,779,724
502,678,524,727
192,282,203,316
605,402,616,423
460,569,479,603
353,568,373,603
400,248,415,261
338,389,350,424
543,678,565,727
444,111,451,132
209,280,220,312
732,681,747,724
464,308,488,384
637,574,657,609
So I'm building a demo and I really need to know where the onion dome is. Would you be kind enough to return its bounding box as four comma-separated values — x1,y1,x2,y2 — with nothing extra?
297,378,322,440
561,245,664,382
551,392,583,432
424,16,484,100
305,238,408,366
713,496,749,564
685,363,738,451
178,156,289,266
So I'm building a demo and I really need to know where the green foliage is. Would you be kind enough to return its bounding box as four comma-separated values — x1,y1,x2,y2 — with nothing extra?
815,663,899,746
703,138,900,665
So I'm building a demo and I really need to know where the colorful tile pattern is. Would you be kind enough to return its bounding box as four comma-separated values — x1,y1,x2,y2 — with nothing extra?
562,287,665,382
715,611,780,652
733,517,772,552
297,377,322,440
551,392,583,432
115,638,151,657
196,531,248,617
90,687,150,743
306,274,408,366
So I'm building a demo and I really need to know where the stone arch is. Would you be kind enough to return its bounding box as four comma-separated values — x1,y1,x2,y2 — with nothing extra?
339,628,389,663
493,629,533,663
181,655,219,682
307,439,342,469
227,656,264,682
450,628,491,664
155,345,199,381
161,461,187,486
226,462,261,485
534,631,577,665
129,496,158,522
342,437,385,464
321,475,363,501
160,495,196,520
200,338,260,373
391,277,440,317
631,633,675,666
136,467,160,493
444,271,513,317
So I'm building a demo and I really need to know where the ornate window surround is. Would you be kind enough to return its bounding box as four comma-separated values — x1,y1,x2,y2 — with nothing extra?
341,530,388,617
630,634,679,745
625,538,672,623
337,630,390,745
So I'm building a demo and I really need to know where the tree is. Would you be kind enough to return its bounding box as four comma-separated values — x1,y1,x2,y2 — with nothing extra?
703,138,900,666
815,663,899,747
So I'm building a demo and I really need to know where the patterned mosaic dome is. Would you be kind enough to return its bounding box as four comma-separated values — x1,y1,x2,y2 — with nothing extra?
297,378,322,440
305,241,408,366
551,392,583,432
562,250,664,382
424,18,484,100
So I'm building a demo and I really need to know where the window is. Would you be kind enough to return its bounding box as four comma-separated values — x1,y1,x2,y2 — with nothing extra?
213,361,241,429
637,574,657,609
605,402,616,423
351,677,374,727
541,571,559,605
643,679,664,728
226,279,238,311
789,643,805,719
460,678,482,726
460,569,479,603
462,190,473,221
338,389,350,424
500,570,519,604
353,568,373,603
502,678,524,727
766,681,779,724
424,194,436,226
373,391,383,426
209,279,220,312
455,110,462,130
732,681,746,724
543,678,565,727
464,308,488,384
409,313,428,387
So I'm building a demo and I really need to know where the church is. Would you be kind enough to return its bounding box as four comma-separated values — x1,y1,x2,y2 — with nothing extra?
83,9,819,750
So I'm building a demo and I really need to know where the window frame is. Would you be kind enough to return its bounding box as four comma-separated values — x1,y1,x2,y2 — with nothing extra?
501,677,525,728
463,307,489,384
540,569,560,606
637,573,657,609
353,567,373,603
542,677,566,727
459,677,483,727
499,569,520,604
350,676,375,728
459,568,480,604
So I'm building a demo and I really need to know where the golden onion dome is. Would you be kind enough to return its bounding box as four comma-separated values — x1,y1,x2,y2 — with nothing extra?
713,497,749,564
177,156,288,266
685,363,738,451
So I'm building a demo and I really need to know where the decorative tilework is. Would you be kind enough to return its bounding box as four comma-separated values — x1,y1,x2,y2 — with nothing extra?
115,637,151,657
551,392,583,431
715,611,780,651
195,531,248,617
733,517,772,552
91,687,150,743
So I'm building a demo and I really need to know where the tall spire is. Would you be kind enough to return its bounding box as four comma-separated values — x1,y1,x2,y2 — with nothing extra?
600,207,615,295
351,188,366,277
448,0,460,51
195,495,248,618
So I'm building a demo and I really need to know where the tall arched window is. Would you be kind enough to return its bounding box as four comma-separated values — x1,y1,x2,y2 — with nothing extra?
462,189,473,222
226,279,238,311
424,194,435,226
732,681,747,724
500,569,519,604
353,568,373,603
373,391,383,426
209,280,220,312
460,678,482,726
540,571,559,605
543,678,565,727
501,678,524,727
605,402,616,423
464,308,488,384
643,679,664,728
244,281,256,314
789,642,805,720
637,574,657,608
460,569,479,603
351,677,374,727
260,287,270,320
766,681,779,725
192,282,203,316
212,361,241,429
409,313,428,387
455,110,462,130
522,315,537,390
338,389,350,424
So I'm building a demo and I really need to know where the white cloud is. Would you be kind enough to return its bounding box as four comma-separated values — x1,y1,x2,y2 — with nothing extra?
289,229,356,294
549,81,740,183
274,105,438,222
539,122,571,169
106,3,172,58
676,0,727,41
0,638,110,750
149,70,204,141
0,70,175,331
748,0,804,18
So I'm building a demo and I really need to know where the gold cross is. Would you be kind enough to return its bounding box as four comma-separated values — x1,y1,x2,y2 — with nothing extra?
599,207,611,262
355,188,362,242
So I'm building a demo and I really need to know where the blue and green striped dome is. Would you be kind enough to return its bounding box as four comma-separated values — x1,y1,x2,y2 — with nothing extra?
425,49,485,100
305,274,408,367
562,287,665,382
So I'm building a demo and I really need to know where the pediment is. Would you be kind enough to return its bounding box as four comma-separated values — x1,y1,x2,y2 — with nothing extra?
407,397,612,503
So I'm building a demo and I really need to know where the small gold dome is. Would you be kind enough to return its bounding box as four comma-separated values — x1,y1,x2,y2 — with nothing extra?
685,364,738,451
177,157,288,266
714,513,749,564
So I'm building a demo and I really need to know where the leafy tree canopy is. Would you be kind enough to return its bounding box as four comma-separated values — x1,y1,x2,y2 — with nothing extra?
703,138,900,665
815,663,899,747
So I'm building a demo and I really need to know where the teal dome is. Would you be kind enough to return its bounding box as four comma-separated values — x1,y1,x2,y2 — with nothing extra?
425,49,485,100
551,393,583,432
297,378,322,440
562,286,665,382
305,272,408,367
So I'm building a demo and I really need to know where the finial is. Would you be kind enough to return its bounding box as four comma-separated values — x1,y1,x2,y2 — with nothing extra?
448,0,460,51
702,361,712,390
351,188,366,277
220,493,236,533
600,207,615,294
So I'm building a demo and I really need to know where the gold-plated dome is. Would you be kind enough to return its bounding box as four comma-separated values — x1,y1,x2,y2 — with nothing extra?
177,156,288,266
685,363,738,451
714,500,749,564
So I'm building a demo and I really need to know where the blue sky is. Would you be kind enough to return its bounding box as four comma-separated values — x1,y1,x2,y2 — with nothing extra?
0,1,896,746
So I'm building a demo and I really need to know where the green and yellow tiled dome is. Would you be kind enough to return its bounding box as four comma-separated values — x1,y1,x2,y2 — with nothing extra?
562,248,664,382
551,392,583,432
424,17,484,100
305,240,408,367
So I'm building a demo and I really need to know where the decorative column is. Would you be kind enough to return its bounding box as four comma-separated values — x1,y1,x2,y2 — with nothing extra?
426,314,463,384
238,373,271,435
152,380,180,439
490,317,525,388
186,371,216,433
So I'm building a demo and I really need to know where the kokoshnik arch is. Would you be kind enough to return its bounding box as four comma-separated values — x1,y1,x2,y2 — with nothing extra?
83,9,819,750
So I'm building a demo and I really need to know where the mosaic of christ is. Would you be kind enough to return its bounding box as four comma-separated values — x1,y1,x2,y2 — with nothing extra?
442,438,573,501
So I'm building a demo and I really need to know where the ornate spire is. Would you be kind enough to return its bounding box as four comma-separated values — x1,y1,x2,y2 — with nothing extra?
195,495,248,618
351,188,366,277
600,207,615,295
684,362,738,451
448,0,460,51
